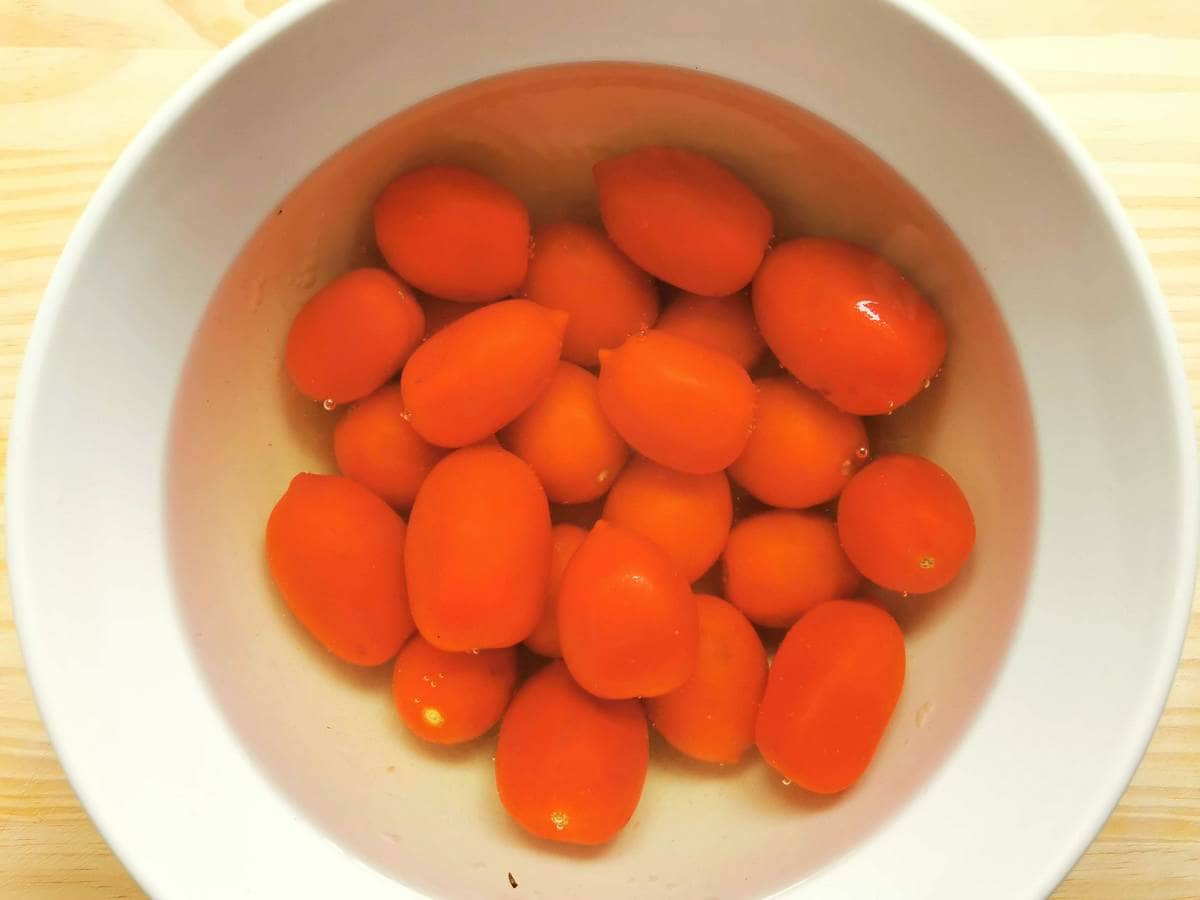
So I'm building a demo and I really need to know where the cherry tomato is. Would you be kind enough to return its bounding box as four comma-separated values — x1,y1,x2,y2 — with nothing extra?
594,147,772,296
602,457,732,582
723,511,861,628
752,238,946,415
655,291,764,369
495,661,648,845
597,331,756,475
644,594,767,764
373,164,529,302
406,445,551,651
501,362,629,504
333,384,446,509
837,454,975,594
266,473,413,665
421,295,487,337
391,636,518,744
557,520,699,699
756,600,905,794
285,268,424,405
728,377,868,509
401,299,567,447
524,523,587,658
523,221,659,366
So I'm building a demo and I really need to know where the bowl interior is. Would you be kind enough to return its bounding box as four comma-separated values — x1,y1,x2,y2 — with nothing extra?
167,63,1035,898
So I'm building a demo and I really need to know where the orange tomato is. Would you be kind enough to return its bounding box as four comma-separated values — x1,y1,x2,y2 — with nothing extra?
501,362,629,503
752,238,946,415
405,445,551,651
333,384,446,509
557,520,699,699
655,291,765,369
495,661,648,845
401,299,567,447
644,594,767,764
728,377,868,509
523,222,659,366
266,474,413,665
597,331,756,475
837,454,975,594
601,457,732,582
756,600,905,794
524,523,587,658
421,295,487,337
373,164,530,302
594,147,772,296
723,511,861,628
284,268,424,405
391,636,518,744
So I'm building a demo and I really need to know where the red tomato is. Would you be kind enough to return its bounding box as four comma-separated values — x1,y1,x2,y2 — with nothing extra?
756,600,905,794
557,520,699,699
333,384,446,508
401,299,567,447
266,474,413,665
391,637,518,744
501,362,629,503
373,165,530,302
728,377,867,509
405,445,551,650
723,511,861,628
597,331,756,475
752,238,946,415
524,523,588,658
285,268,424,405
523,221,659,366
655,291,765,369
602,457,732,583
495,661,648,845
595,147,773,296
837,454,975,594
644,594,767,764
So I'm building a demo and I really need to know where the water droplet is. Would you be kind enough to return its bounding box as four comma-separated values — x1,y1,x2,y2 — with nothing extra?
781,778,792,786
901,591,910,599
549,810,569,831
885,400,896,416
422,707,445,727
855,446,869,460
322,398,337,411
595,469,610,484
469,648,480,655
916,702,935,728
922,378,932,390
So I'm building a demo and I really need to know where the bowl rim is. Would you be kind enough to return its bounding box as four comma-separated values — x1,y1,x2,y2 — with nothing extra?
7,0,1197,897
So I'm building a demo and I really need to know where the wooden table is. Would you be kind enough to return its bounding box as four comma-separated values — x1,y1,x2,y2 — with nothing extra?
1,1,1197,896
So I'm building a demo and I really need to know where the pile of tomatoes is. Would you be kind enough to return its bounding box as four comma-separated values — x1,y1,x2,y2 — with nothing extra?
267,146,975,846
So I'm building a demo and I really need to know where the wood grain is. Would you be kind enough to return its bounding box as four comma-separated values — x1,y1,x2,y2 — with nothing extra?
1,1,1197,897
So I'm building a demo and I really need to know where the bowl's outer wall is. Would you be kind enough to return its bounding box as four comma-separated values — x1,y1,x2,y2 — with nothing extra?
6,0,1196,898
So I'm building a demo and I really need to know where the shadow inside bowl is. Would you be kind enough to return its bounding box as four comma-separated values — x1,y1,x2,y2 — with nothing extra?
166,62,1036,900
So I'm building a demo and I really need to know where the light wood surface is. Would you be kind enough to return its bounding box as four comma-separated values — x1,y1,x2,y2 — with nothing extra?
1,1,1197,897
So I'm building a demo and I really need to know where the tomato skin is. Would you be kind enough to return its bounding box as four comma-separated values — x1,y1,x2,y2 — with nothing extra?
595,147,773,296
557,520,699,699
333,384,445,509
495,661,648,845
655,291,765,369
523,221,659,366
502,362,629,504
756,600,905,794
837,454,975,594
524,523,588,658
597,331,756,475
391,637,518,744
266,474,413,666
373,164,530,302
285,268,425,405
645,594,768,764
723,511,861,628
752,238,947,415
400,299,567,448
729,377,868,509
405,445,551,651
602,457,732,583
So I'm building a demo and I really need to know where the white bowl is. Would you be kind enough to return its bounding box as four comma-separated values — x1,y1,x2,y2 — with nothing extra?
7,1,1196,897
